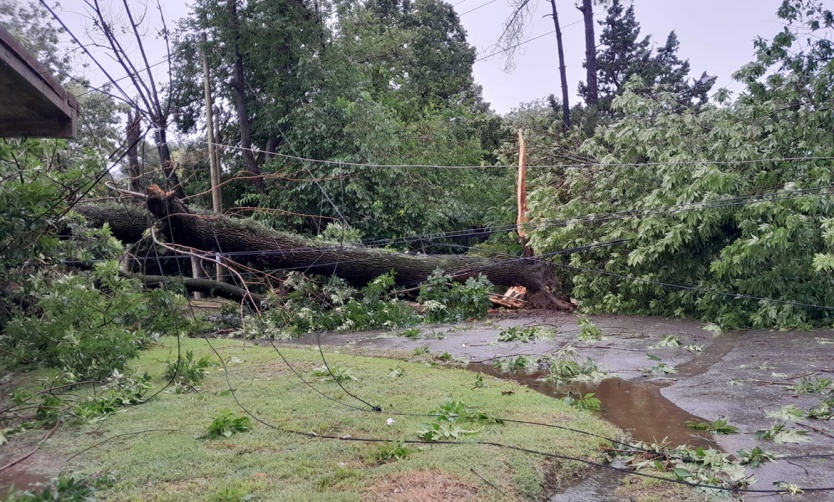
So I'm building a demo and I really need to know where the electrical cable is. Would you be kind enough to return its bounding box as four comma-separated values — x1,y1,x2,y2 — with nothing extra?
199,337,834,496
315,331,382,411
550,262,834,312
190,137,834,170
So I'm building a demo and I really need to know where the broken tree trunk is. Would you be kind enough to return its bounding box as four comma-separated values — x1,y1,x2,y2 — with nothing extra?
75,204,148,244
145,185,572,310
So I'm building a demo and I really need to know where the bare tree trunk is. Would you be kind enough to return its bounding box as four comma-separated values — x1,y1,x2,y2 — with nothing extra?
548,0,570,130
126,111,142,192
153,124,186,199
578,0,598,106
227,0,265,193
144,185,572,310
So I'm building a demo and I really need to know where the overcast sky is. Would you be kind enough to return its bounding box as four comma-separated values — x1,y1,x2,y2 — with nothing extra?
460,0,786,113
57,0,788,115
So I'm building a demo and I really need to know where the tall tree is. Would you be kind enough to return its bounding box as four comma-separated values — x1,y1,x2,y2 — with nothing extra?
226,0,264,193
171,0,324,190
55,0,187,198
584,0,713,112
576,0,598,106
547,0,570,130
591,0,652,109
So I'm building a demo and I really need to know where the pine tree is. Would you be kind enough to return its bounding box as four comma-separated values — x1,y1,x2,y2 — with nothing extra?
587,0,714,113
593,0,652,110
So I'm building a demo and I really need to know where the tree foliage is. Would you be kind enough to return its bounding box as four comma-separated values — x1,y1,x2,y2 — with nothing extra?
529,1,834,328
580,0,714,113
171,0,504,243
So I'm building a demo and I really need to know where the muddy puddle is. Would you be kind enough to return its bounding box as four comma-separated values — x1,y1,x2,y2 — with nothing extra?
469,363,717,449
467,332,741,449
0,467,49,495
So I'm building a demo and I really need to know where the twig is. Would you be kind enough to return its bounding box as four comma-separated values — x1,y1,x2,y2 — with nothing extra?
104,182,146,199
796,422,834,440
469,353,540,364
0,421,60,473
470,467,508,497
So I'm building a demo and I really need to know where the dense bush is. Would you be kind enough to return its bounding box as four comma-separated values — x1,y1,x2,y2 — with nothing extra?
1,262,190,379
249,270,493,338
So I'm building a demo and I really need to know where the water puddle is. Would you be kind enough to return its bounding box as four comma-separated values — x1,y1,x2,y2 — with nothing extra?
0,466,49,495
467,333,741,449
469,363,717,449
549,461,627,502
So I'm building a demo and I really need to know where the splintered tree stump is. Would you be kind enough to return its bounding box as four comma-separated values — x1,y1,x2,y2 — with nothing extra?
142,185,572,310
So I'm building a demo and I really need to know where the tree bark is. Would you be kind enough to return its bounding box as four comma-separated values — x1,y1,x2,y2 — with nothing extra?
227,0,265,193
145,185,572,310
154,123,186,199
74,204,148,244
578,0,598,106
548,0,571,130
124,272,261,308
126,111,142,192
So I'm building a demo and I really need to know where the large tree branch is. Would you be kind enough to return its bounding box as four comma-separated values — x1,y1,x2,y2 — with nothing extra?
124,272,261,308
144,185,572,310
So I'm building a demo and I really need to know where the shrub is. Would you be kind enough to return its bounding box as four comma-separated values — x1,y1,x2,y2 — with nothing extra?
418,270,492,323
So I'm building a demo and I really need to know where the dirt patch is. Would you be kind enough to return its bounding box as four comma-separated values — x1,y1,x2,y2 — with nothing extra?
364,469,480,501
614,474,696,502
0,449,64,495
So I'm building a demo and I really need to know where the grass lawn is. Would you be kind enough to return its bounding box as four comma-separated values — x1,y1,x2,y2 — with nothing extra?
23,337,620,500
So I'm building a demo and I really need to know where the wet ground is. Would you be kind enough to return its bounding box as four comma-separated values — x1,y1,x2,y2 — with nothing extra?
288,312,834,501
0,448,55,496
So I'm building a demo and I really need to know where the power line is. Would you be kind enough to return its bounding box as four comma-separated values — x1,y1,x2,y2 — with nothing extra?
459,0,498,16
191,137,834,170
475,17,585,63
552,261,834,312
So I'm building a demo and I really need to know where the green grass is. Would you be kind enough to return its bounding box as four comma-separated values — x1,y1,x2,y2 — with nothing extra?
36,337,620,501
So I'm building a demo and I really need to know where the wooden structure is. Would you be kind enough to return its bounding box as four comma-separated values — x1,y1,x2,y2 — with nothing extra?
0,25,77,138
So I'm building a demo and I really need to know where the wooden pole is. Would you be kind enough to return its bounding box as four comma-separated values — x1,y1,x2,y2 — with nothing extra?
517,130,533,257
201,33,224,283
201,33,222,214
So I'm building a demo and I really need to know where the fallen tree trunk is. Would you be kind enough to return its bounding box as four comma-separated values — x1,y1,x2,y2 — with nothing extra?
145,186,572,310
75,204,148,244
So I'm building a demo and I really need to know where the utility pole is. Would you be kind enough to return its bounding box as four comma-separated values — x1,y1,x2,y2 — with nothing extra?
201,33,222,214
201,33,224,283
517,130,532,257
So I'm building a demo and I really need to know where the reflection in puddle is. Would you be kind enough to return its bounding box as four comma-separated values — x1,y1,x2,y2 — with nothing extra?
468,363,716,449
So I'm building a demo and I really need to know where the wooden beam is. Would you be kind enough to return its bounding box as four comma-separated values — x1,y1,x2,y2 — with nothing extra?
0,26,78,138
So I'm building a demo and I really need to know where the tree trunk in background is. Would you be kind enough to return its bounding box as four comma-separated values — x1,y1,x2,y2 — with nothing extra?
126,111,142,192
227,0,265,193
144,185,572,310
578,0,598,106
548,0,571,130
154,123,186,199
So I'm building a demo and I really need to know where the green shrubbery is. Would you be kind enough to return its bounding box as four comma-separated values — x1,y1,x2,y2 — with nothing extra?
248,269,493,338
1,261,194,379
